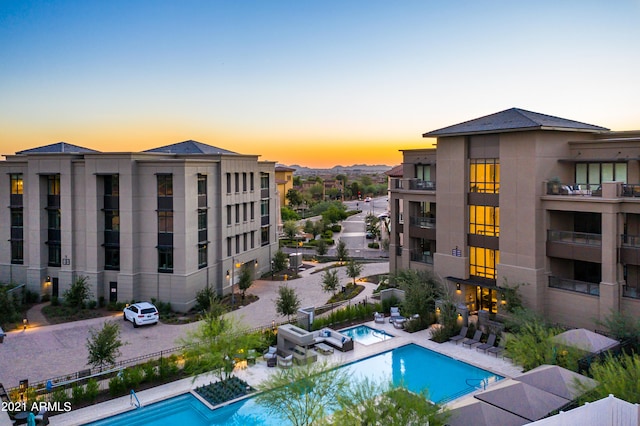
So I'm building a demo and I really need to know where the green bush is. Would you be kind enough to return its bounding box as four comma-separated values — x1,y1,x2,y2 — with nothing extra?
381,296,401,314
87,300,97,309
71,384,85,404
85,379,99,403
367,242,380,249
322,230,333,239
109,375,126,397
331,224,342,232
123,366,144,388
142,361,158,382
51,295,60,306
51,387,70,404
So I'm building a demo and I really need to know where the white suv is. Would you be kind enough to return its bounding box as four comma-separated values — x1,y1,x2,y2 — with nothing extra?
123,302,159,328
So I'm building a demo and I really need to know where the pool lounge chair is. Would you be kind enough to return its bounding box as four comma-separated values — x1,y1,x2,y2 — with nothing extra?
448,326,468,345
487,337,507,358
374,312,385,324
390,307,401,322
462,330,483,348
476,333,497,353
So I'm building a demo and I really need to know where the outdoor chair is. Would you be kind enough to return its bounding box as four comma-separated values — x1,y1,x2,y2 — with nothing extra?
448,326,468,345
374,312,385,324
390,307,401,320
462,330,483,348
393,319,405,329
277,354,293,368
264,346,277,361
246,349,257,365
487,337,507,358
476,333,497,353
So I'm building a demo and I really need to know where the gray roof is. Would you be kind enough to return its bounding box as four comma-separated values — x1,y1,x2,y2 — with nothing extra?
423,108,609,137
17,142,99,154
143,140,237,155
515,365,598,400
446,400,529,426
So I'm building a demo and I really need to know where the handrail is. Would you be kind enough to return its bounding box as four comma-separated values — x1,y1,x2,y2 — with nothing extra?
130,389,142,408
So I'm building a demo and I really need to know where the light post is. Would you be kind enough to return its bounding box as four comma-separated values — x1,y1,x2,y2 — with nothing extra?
231,259,241,308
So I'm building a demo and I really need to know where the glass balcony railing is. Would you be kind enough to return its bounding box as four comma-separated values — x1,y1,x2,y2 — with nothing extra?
549,276,599,296
623,286,640,299
621,184,640,197
409,216,436,229
621,234,640,248
410,250,434,264
547,230,601,246
391,178,436,191
546,182,601,197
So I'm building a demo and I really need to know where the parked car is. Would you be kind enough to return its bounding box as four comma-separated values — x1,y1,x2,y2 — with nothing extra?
366,231,374,239
365,197,372,202
123,302,159,328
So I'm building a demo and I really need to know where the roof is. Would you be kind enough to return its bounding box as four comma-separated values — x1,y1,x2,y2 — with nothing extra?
17,142,99,154
385,164,403,177
528,394,640,426
275,165,296,172
446,399,530,426
551,329,619,354
143,140,237,155
515,365,598,400
423,108,609,137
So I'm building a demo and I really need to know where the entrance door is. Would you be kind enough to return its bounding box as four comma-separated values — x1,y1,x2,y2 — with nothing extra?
476,286,498,313
109,281,118,302
52,277,59,298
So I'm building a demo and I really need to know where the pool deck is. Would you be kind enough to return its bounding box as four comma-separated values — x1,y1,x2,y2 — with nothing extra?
52,321,522,426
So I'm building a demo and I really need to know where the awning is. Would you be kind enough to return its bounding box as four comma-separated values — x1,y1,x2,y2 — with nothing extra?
446,276,498,289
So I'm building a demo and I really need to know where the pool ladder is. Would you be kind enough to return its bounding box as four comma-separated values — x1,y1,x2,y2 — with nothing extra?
130,389,143,409
465,378,489,390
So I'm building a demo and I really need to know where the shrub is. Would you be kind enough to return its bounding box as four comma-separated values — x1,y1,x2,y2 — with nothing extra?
195,286,216,312
381,296,401,314
52,387,70,404
142,361,158,382
85,379,99,403
331,224,341,232
41,294,51,303
87,300,98,309
123,366,144,388
51,295,60,306
71,384,85,404
109,375,126,397
367,242,379,249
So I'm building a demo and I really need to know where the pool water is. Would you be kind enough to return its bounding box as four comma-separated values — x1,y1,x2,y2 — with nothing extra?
87,344,502,425
339,324,394,345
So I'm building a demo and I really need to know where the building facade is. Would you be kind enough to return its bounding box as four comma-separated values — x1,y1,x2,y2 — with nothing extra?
0,140,279,312
389,108,640,329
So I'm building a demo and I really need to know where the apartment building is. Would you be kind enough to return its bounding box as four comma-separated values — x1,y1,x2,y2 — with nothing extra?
0,140,279,312
389,108,640,329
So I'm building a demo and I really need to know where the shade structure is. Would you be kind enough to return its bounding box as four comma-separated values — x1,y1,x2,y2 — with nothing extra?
446,398,530,426
551,329,618,354
473,380,570,422
515,364,598,400
528,394,640,426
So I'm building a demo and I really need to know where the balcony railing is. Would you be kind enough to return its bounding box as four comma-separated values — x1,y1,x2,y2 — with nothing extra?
410,250,434,264
549,276,599,296
547,230,601,246
391,178,436,191
546,182,601,197
409,216,436,229
621,184,640,197
623,286,640,299
621,234,640,248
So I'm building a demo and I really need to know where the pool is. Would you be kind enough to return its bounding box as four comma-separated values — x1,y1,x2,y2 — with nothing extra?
87,344,502,425
339,324,394,345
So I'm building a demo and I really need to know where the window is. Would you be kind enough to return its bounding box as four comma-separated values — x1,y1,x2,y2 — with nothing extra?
105,174,119,196
236,235,240,253
235,173,240,192
158,248,173,273
11,241,23,264
250,172,255,191
243,203,247,222
235,204,240,224
227,237,232,257
250,202,255,220
48,175,60,195
197,174,207,206
261,172,269,190
198,244,207,269
470,247,499,280
242,173,247,192
469,159,500,193
157,174,173,197
48,210,61,230
10,174,23,195
11,209,23,228
226,173,232,194
227,205,232,225
261,226,270,246
49,244,61,267
576,162,627,186
105,247,120,270
251,231,255,249
415,164,431,181
243,233,247,251
198,210,207,231
469,206,499,237
261,199,269,217
105,211,120,231
158,211,173,233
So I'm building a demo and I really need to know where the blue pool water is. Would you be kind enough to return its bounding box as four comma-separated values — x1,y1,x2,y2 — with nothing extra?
339,324,393,345
87,344,502,426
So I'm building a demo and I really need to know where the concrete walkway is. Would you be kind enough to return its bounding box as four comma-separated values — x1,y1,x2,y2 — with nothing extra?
0,261,389,390
24,302,50,328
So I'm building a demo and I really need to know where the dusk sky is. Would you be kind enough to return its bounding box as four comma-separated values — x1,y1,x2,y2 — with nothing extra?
1,1,639,168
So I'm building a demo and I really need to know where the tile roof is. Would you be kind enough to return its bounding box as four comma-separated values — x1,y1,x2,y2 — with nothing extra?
17,142,99,154
423,108,609,137
385,164,403,177
143,140,237,155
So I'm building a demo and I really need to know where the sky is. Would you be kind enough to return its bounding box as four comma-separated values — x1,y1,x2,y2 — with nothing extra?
1,1,639,168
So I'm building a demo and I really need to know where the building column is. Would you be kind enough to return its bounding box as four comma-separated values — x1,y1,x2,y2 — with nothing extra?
599,210,620,323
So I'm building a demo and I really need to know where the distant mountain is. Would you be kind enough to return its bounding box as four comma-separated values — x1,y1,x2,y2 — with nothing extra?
286,164,392,175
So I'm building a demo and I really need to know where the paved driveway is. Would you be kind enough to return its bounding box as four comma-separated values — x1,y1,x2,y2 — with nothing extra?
0,261,388,389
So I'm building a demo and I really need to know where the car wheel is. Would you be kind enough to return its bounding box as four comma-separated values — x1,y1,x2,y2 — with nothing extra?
132,318,138,328
123,313,127,321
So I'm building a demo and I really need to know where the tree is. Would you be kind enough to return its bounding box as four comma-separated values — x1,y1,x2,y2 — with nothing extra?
180,300,262,382
64,275,92,308
315,239,328,256
335,239,348,263
281,206,300,221
283,220,299,241
579,352,640,404
321,269,340,295
395,269,443,325
256,361,351,426
86,321,124,371
237,265,253,300
286,188,304,207
596,309,640,352
272,250,288,272
345,260,363,286
0,287,20,329
275,285,300,321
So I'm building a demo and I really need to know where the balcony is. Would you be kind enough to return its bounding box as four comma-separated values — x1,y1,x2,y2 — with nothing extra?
546,182,601,197
391,178,436,191
620,234,640,265
547,230,601,246
623,286,640,299
549,276,599,296
410,250,433,264
409,216,435,229
621,184,640,197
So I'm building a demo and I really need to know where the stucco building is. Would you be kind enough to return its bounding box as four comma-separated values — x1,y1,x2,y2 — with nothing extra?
0,140,279,312
389,108,640,329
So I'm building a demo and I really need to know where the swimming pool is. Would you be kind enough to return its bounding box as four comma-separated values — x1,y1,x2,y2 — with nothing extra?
339,324,394,345
87,343,502,425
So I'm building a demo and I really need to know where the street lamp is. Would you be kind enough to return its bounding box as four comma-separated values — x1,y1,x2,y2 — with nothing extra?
231,259,242,307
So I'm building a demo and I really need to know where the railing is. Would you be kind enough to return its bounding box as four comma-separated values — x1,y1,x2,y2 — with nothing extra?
621,184,640,197
547,230,601,246
391,178,436,191
549,276,600,296
623,286,640,299
546,182,602,197
621,234,640,248
409,216,435,229
410,250,434,264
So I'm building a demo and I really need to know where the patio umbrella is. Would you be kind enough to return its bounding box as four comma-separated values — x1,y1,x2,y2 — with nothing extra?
551,329,618,354
515,364,598,400
473,380,570,422
446,399,529,426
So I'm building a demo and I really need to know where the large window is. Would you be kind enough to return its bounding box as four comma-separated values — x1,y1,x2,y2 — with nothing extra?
158,211,173,233
48,175,60,195
157,174,173,273
105,247,120,270
261,172,269,190
198,244,207,269
469,159,500,193
157,175,173,197
11,241,24,264
415,164,431,181
10,174,23,194
158,248,173,272
469,206,499,236
261,200,269,217
576,162,627,186
470,247,499,279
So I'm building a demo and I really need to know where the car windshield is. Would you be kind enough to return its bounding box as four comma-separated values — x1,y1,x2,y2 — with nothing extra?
141,308,156,314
